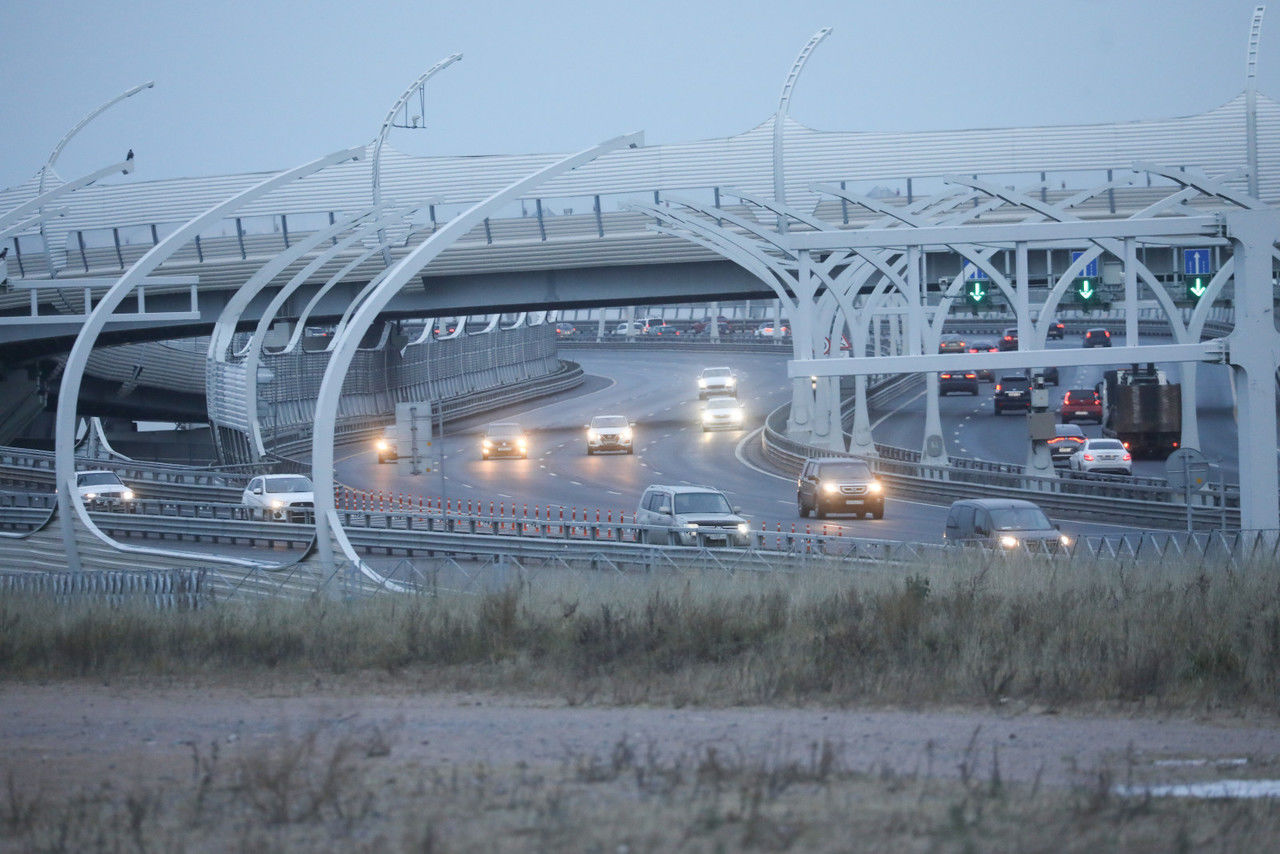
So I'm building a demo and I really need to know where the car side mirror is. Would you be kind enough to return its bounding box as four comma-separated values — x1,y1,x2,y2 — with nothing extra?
733,507,742,514
975,526,989,536
252,487,262,494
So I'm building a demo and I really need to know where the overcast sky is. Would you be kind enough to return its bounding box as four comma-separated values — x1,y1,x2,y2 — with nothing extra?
0,0,1273,191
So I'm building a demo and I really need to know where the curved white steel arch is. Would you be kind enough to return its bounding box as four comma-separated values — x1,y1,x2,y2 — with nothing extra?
773,26,831,233
55,147,363,571
311,132,643,577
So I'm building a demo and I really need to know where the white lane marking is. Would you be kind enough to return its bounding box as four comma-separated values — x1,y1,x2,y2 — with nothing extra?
607,490,623,496
570,480,583,486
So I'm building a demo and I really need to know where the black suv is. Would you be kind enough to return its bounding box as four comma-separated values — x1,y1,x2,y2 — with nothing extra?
993,375,1032,414
797,457,884,519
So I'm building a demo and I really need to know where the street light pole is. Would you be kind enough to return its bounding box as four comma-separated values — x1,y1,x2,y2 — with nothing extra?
371,54,462,266
772,27,831,234
38,81,154,276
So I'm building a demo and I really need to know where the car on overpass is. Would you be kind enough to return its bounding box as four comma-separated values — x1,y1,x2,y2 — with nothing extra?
481,422,528,459
966,338,998,380
1059,388,1102,424
585,414,633,455
1046,424,1087,466
375,427,397,463
942,498,1070,552
997,327,1019,351
636,484,750,547
1025,366,1060,386
938,369,979,396
697,366,738,398
938,333,968,354
1083,327,1112,348
1046,320,1066,340
796,457,884,520
75,470,135,508
700,396,745,431
554,322,578,338
1068,437,1132,475
241,474,314,522
993,375,1032,414
753,321,790,337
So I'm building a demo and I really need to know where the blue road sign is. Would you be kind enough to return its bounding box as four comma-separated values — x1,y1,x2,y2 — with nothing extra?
1183,248,1212,276
1070,251,1098,278
963,263,985,280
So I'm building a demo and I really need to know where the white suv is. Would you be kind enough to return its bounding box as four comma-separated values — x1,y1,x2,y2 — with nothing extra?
697,366,737,399
635,484,750,547
242,474,315,522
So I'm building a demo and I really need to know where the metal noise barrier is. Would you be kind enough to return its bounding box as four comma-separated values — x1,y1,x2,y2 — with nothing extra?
0,568,209,609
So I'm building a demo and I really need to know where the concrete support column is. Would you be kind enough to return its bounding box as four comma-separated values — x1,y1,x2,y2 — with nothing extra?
1224,210,1280,532
912,245,947,465
786,251,819,443
1179,360,1201,451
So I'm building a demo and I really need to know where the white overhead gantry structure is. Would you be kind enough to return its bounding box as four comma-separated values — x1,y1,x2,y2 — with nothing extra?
783,210,1279,533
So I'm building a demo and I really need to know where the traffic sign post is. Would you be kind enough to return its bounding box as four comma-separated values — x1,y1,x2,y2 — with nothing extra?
1070,252,1100,311
1182,248,1213,305
962,264,990,312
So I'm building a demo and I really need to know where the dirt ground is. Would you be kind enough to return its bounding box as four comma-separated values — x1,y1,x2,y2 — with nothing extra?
5,679,1280,795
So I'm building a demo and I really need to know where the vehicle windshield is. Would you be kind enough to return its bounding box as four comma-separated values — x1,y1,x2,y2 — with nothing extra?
592,416,628,429
702,367,731,378
264,476,313,493
77,472,122,487
706,398,738,411
1090,440,1126,451
989,506,1052,531
487,424,522,438
1065,390,1096,402
674,492,733,514
818,463,872,479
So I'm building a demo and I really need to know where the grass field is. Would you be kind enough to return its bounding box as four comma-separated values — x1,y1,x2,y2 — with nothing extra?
2,551,1278,850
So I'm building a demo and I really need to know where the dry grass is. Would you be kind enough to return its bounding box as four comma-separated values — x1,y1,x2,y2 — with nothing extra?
2,552,1278,711
2,724,1279,852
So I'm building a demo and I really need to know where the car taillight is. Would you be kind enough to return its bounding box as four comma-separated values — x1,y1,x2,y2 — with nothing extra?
995,384,1002,391
1122,441,1131,449
1104,331,1111,337
1083,454,1094,461
1123,453,1132,461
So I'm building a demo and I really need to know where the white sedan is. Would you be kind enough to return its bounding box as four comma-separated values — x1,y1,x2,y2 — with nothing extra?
700,396,745,431
1068,438,1132,475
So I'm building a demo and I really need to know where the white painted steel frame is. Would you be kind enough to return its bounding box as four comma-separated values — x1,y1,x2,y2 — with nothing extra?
311,132,644,578
56,147,364,571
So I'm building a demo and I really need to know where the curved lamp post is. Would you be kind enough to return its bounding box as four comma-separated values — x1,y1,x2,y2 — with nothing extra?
371,54,462,265
38,81,154,275
772,27,830,234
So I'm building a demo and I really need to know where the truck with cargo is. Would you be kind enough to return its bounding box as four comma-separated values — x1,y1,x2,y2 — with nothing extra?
1096,364,1181,458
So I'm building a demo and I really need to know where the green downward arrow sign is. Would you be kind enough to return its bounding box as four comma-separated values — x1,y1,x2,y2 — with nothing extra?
1078,280,1095,299
1189,277,1207,297
971,282,985,300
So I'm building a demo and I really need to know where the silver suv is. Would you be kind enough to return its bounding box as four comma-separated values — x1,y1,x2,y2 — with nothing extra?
635,484,750,547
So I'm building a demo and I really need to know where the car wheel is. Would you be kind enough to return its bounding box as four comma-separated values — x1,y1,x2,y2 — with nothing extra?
871,508,884,520
815,505,826,519
627,447,633,455
586,447,593,455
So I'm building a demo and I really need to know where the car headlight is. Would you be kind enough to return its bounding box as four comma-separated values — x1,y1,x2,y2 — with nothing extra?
822,481,839,494
621,428,633,441
868,481,883,494
587,429,599,440
729,409,743,420
685,522,699,529
518,439,528,449
376,439,389,451
121,489,134,501
270,499,284,510
1059,535,1072,547
698,378,708,388
736,523,749,535
84,492,97,501
725,377,736,387
701,410,714,421
999,535,1019,549
483,439,493,449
